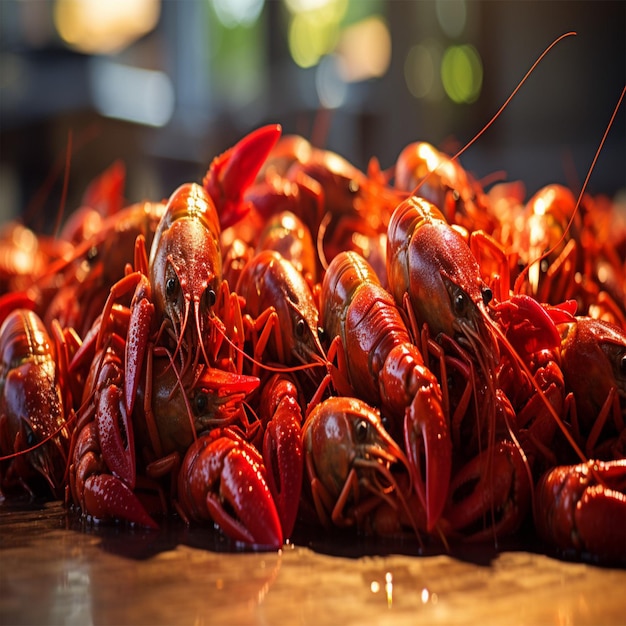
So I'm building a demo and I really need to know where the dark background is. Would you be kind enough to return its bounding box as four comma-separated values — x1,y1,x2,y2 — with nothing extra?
1,0,624,232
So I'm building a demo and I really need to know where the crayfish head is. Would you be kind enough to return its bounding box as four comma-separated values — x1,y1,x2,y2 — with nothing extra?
151,219,222,361
303,397,408,500
285,298,327,368
246,250,326,372
442,273,501,433
149,183,222,356
442,273,498,364
136,356,259,459
189,365,259,435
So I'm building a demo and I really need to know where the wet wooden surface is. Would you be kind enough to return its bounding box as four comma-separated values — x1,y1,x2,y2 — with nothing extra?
1,500,625,626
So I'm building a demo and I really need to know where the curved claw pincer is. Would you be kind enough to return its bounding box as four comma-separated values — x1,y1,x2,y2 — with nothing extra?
178,428,283,549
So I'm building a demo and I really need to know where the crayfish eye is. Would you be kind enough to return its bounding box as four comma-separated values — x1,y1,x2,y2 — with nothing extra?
482,286,493,306
620,354,626,377
25,426,37,449
206,288,216,308
166,276,179,299
193,392,209,416
453,292,466,316
295,318,306,338
317,326,326,343
355,419,369,443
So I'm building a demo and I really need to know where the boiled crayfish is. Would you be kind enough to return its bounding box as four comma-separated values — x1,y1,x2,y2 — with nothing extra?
0,309,73,499
1,43,625,566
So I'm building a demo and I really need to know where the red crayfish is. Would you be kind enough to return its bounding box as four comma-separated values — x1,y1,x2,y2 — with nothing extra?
1,36,625,567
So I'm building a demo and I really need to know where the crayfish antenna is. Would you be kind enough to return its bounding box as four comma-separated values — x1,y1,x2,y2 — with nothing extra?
209,316,327,377
50,130,73,239
194,297,213,373
407,32,578,202
504,85,626,457
316,212,332,272
514,84,626,295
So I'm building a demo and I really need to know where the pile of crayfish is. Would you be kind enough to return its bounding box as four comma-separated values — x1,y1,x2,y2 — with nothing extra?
1,112,625,564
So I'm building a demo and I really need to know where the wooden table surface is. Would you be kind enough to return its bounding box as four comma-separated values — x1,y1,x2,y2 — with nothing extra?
1,500,624,626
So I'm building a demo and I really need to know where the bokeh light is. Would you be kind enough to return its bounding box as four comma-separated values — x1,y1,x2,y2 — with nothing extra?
336,16,391,82
211,0,264,28
90,60,175,127
206,0,267,110
440,44,483,103
285,0,348,68
316,54,347,108
435,0,467,38
284,0,390,88
288,10,341,68
54,0,160,55
404,39,444,101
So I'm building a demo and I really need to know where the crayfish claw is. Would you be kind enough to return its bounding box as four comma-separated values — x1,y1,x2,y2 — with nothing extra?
535,459,626,564
204,124,282,230
96,384,136,489
83,474,158,529
262,393,304,539
404,386,451,532
178,430,283,549
445,440,531,542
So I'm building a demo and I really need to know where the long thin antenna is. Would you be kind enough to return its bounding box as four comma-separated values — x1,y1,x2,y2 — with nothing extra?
515,84,626,293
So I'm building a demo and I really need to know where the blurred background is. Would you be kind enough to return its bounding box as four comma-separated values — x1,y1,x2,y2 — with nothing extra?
1,0,624,231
